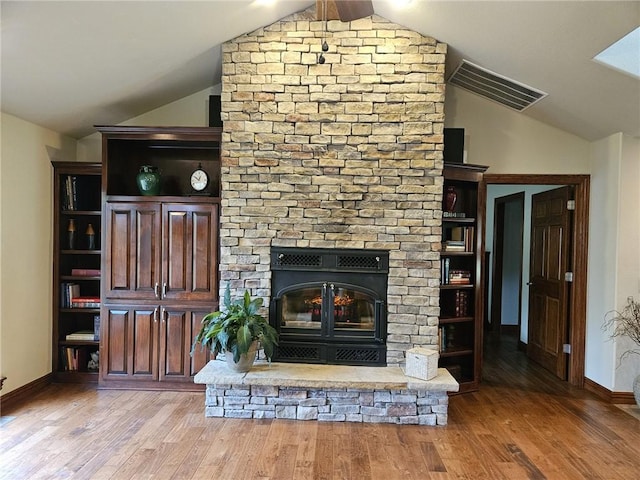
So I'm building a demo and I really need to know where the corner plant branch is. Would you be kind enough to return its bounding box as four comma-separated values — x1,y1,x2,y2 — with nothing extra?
604,296,640,362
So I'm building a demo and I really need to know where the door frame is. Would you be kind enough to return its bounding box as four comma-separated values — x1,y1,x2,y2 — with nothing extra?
483,174,589,387
490,192,525,335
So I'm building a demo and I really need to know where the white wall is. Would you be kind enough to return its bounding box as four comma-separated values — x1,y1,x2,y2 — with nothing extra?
614,135,640,391
587,133,640,391
77,87,219,162
445,86,590,174
0,113,77,395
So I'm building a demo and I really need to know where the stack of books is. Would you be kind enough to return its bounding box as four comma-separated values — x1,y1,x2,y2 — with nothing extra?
454,290,469,316
444,240,466,252
71,268,101,277
70,296,101,309
65,330,96,341
444,226,475,252
62,175,78,211
60,282,80,308
449,270,471,285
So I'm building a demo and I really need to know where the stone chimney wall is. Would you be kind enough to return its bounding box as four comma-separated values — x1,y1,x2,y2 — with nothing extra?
219,8,446,365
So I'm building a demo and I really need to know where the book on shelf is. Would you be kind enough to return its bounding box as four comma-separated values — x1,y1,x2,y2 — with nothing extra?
439,324,456,351
63,175,78,211
71,268,101,277
65,330,96,341
448,269,471,285
446,226,475,252
440,258,451,284
454,290,469,317
444,242,466,252
71,296,101,309
60,282,80,308
443,211,466,218
93,315,101,341
60,346,83,371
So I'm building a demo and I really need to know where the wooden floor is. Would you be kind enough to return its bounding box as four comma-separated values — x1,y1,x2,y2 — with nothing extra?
1,333,639,480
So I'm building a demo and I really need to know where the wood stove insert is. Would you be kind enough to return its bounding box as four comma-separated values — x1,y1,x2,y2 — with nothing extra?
270,247,388,366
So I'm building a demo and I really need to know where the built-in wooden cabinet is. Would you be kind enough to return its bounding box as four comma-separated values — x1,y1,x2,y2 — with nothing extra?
439,163,487,393
101,305,212,384
97,126,221,390
51,161,102,383
103,200,218,303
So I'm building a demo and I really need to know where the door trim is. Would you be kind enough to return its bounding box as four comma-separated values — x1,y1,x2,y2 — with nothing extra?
483,174,589,387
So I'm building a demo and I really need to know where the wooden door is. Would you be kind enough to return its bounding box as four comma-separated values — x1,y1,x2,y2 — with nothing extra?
527,187,572,379
161,203,219,303
100,305,158,381
103,202,161,300
158,307,213,382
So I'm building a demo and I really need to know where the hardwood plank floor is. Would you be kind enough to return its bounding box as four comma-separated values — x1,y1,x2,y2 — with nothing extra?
1,333,638,479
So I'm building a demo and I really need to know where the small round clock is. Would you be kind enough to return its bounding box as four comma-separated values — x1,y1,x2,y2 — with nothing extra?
190,164,209,192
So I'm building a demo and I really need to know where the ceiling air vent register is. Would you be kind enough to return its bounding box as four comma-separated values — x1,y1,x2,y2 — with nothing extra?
448,60,548,112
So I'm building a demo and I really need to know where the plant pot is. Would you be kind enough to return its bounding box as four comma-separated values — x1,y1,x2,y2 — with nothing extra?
634,374,640,407
224,341,258,373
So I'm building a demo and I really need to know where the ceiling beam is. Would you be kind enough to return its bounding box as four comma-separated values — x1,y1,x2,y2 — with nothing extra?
315,0,374,22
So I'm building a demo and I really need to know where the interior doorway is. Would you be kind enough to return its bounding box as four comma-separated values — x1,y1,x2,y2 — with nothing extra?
490,192,524,336
483,174,589,387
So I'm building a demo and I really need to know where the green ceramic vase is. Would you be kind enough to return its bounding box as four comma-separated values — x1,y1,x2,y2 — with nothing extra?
136,165,161,195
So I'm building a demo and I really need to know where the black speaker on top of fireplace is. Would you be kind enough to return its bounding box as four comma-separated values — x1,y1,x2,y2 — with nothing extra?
209,95,222,127
444,128,465,164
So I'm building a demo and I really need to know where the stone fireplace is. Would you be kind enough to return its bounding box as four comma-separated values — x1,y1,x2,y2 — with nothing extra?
219,7,446,366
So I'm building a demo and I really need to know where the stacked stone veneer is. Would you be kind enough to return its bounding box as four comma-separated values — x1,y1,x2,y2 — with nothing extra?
220,8,446,365
205,384,449,425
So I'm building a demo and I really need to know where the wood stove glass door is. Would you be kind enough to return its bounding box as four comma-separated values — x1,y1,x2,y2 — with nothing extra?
330,284,376,337
279,286,324,335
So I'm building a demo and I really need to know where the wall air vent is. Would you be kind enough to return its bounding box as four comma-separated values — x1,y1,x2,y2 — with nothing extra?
448,60,547,112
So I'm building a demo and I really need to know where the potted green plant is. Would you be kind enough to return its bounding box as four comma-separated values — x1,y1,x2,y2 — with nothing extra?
604,296,640,406
191,285,278,372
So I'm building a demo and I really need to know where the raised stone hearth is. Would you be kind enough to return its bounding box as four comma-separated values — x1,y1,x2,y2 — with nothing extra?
194,360,458,425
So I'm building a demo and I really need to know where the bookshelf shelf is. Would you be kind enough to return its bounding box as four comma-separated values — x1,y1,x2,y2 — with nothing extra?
61,210,101,216
60,308,101,314
440,347,474,358
443,217,476,224
52,161,102,384
60,340,99,347
440,316,474,324
61,276,101,281
61,250,101,255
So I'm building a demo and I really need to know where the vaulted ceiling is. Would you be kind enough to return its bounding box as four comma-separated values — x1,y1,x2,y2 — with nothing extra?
1,1,638,141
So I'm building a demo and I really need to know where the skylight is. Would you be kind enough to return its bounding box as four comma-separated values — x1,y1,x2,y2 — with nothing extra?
593,27,640,79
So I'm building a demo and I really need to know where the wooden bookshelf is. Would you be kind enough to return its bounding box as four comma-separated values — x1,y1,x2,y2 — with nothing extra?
52,161,102,383
439,163,488,393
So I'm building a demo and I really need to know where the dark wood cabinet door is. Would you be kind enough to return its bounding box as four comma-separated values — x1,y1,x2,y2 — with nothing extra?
161,203,219,303
101,305,158,381
103,202,161,300
158,307,213,382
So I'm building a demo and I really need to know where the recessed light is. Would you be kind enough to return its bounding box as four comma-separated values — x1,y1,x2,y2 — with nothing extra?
593,27,640,79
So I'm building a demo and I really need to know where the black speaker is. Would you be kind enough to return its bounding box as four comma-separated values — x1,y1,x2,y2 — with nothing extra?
209,95,222,127
444,128,465,164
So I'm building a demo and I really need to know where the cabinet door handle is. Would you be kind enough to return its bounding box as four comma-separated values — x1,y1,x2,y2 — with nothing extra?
162,282,167,298
154,282,159,298
153,307,158,323
160,307,166,323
